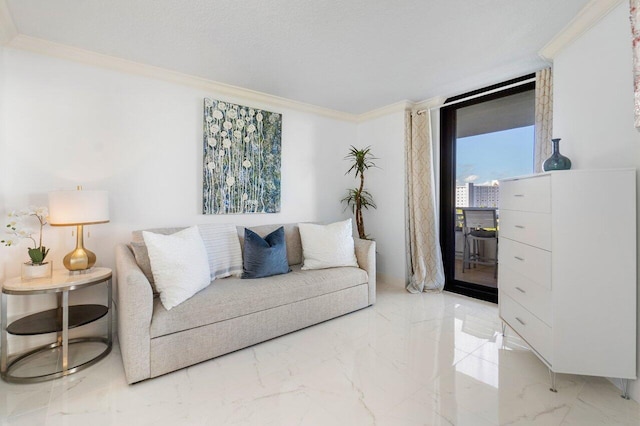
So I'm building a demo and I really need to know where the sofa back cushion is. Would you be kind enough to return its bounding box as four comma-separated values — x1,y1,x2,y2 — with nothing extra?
236,223,302,266
130,223,302,288
129,241,159,294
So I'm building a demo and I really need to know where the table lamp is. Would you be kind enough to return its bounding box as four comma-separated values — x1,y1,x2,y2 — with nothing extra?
48,186,109,272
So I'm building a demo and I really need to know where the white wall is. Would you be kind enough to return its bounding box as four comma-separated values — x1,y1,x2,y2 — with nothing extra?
356,111,407,283
0,47,355,351
0,47,6,222
553,2,640,402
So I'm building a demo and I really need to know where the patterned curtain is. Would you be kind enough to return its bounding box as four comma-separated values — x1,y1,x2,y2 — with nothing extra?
534,68,553,173
405,110,445,293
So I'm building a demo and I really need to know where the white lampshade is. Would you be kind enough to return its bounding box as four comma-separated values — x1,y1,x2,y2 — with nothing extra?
49,189,110,226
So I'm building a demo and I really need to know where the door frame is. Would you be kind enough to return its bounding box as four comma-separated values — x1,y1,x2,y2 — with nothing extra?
439,75,535,303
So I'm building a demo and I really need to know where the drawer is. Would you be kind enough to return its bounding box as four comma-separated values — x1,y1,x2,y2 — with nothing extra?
500,175,551,213
499,210,551,250
499,238,551,290
500,292,553,364
499,265,552,326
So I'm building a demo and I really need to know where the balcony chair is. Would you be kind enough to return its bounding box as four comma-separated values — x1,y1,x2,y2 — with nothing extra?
462,208,498,279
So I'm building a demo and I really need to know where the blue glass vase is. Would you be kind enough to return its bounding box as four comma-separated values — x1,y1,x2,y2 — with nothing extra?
543,138,571,171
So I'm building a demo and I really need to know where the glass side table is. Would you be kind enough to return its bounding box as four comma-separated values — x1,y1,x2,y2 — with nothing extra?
1,267,112,383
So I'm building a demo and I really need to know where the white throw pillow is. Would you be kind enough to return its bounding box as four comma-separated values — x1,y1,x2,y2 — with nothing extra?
143,226,211,310
298,219,359,270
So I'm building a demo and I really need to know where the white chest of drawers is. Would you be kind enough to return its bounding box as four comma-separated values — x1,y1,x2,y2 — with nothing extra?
498,169,637,389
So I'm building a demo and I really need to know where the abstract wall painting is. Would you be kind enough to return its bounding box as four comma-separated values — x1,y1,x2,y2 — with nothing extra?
202,98,282,214
631,0,640,129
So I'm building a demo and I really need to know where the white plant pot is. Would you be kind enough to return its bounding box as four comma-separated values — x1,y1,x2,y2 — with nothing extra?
21,262,52,281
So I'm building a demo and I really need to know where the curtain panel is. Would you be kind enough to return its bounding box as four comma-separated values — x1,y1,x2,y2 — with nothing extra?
534,67,553,173
405,110,445,293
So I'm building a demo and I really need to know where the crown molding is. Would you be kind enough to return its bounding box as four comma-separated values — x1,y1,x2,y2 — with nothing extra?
8,34,360,122
539,0,624,61
356,100,414,122
0,0,17,45
355,96,448,122
5,34,446,123
413,96,447,112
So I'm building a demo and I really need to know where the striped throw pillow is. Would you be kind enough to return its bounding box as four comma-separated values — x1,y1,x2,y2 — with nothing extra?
198,223,243,279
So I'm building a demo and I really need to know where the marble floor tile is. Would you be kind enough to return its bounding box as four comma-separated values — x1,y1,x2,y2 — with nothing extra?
0,380,53,421
560,376,640,426
1,281,639,426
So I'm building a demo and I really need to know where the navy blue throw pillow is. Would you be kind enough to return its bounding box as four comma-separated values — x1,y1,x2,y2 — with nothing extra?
242,227,290,279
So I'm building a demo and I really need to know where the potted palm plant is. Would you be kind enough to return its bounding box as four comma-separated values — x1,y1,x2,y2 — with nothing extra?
341,146,377,239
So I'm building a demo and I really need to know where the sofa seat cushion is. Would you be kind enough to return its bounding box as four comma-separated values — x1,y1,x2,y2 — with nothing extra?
149,265,368,338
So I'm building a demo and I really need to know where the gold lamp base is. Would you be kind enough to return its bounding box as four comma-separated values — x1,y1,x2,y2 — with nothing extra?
63,225,96,272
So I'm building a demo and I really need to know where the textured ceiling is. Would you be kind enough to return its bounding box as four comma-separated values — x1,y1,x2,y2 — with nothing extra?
6,0,591,114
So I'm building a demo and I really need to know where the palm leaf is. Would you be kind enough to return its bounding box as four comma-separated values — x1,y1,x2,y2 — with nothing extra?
344,145,379,176
358,190,377,210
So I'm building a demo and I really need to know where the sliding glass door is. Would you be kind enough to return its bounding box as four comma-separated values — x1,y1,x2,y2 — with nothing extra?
440,76,535,302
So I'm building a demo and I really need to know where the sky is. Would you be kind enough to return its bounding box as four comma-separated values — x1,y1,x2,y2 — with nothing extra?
456,125,535,186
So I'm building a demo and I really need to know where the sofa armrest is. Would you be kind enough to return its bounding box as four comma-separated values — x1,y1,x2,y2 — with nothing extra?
115,244,153,384
354,238,376,305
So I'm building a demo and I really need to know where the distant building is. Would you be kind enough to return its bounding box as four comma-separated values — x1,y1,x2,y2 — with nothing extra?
456,181,500,208
456,183,473,207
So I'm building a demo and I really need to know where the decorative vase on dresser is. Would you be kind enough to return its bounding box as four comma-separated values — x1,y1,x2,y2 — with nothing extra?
498,169,636,398
542,138,572,171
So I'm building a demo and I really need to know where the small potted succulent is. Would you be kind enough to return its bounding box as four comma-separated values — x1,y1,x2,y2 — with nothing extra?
2,207,51,280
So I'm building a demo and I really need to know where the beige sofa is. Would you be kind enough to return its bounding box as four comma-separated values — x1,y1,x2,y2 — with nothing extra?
114,223,376,384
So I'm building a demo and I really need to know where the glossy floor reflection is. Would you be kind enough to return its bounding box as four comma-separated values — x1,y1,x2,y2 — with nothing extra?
1,280,639,425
